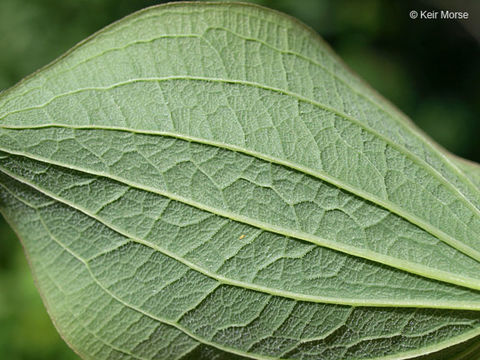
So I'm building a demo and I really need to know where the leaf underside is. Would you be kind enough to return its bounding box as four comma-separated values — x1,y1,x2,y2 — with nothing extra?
0,3,479,360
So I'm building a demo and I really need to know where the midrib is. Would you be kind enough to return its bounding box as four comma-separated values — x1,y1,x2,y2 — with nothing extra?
1,151,480,295
0,76,479,242
0,118,479,264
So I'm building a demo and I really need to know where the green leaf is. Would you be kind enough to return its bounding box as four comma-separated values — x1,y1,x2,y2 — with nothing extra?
0,3,479,359
452,156,480,191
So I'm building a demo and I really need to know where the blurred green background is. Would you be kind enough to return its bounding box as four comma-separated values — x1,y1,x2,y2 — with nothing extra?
0,0,478,359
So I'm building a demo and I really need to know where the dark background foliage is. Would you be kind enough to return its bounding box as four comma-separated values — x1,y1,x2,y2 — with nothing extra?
0,0,478,358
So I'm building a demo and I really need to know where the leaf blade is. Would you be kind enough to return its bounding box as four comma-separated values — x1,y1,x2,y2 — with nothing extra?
2,174,480,360
2,151,480,310
0,3,479,360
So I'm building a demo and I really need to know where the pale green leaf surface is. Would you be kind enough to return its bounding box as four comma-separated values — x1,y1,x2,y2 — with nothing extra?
0,3,479,360
417,335,480,360
1,141,480,308
1,172,480,360
453,157,480,191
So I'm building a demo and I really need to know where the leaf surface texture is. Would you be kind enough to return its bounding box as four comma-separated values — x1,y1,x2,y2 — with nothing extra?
0,3,479,360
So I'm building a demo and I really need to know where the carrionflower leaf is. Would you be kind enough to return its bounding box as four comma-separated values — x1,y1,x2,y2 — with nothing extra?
0,3,479,359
